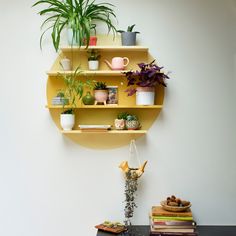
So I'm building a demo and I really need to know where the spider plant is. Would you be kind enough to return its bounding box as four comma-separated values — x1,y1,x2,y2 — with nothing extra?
33,0,117,51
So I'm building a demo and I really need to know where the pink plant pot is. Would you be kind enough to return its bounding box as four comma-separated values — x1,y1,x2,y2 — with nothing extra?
94,90,108,104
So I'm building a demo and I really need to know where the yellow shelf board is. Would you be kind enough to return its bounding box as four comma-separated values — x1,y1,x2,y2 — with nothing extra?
60,46,149,52
46,105,163,109
47,70,126,76
61,130,147,134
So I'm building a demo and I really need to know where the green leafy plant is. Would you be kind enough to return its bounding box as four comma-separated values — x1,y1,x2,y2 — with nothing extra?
32,0,117,51
61,109,73,114
87,49,101,61
93,81,107,90
117,24,140,33
56,91,65,98
59,67,95,110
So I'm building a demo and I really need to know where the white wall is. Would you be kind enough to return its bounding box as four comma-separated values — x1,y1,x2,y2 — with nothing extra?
0,0,236,235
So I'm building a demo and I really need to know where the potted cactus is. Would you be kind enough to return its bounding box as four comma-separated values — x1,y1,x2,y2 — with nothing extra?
117,24,140,46
93,82,108,105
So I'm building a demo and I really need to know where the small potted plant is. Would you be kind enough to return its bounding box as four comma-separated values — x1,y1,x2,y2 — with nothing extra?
115,112,130,130
93,81,108,105
125,115,140,130
87,49,101,70
52,91,69,106
117,24,140,46
60,109,75,131
124,60,170,105
59,68,94,130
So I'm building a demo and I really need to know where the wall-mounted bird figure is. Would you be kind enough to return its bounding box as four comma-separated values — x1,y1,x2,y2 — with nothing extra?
119,160,148,178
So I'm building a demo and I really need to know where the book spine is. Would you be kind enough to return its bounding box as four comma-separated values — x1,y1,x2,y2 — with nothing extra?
153,221,196,226
152,216,194,221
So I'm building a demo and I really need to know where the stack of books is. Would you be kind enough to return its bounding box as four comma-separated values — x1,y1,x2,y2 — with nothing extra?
150,206,197,236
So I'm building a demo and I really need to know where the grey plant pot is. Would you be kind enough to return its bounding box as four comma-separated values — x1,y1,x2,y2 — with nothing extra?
121,32,137,46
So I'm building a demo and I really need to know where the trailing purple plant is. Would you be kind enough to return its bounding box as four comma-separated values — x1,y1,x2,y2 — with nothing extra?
124,60,170,96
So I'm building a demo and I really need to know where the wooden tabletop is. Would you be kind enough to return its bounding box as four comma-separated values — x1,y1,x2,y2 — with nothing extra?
96,225,236,236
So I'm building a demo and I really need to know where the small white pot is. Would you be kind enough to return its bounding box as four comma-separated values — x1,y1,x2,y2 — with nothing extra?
136,87,155,105
88,60,99,70
60,58,71,71
60,114,75,131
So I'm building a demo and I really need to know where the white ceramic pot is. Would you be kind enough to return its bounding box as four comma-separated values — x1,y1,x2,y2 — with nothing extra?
67,28,80,46
88,60,99,70
60,58,71,71
136,87,155,105
60,114,75,131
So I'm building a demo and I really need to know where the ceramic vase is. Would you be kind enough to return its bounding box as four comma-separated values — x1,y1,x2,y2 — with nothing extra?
82,91,95,105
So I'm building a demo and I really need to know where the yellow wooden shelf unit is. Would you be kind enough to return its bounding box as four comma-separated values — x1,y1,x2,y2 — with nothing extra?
46,35,165,149
61,130,147,134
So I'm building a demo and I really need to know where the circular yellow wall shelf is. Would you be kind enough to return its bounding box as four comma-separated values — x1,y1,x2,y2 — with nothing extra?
46,36,165,149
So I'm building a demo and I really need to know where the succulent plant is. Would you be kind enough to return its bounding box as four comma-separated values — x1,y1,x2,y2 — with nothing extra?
117,112,130,120
94,81,107,90
117,24,140,33
87,49,101,61
126,115,138,121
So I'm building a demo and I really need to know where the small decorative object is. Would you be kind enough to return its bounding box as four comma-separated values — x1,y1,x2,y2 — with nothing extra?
87,49,101,70
95,221,127,234
124,60,170,105
60,57,71,71
82,91,95,105
104,57,129,70
60,109,75,131
114,112,130,130
161,195,191,212
93,82,108,105
119,140,148,227
107,86,118,105
125,115,140,130
52,92,69,106
117,24,140,46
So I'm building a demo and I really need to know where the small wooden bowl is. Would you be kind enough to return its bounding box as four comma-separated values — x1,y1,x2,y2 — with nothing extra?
160,200,191,212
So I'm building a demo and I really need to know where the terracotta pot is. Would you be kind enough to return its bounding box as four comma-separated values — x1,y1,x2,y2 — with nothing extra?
94,90,108,105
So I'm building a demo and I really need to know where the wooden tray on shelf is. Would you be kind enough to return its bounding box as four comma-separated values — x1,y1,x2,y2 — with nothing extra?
95,224,127,234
